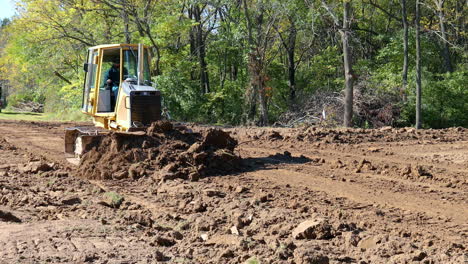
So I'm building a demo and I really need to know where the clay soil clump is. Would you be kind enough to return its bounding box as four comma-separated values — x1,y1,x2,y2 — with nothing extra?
76,121,240,181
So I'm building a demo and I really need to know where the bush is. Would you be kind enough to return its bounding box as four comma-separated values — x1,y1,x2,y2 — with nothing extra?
6,92,36,108
399,69,468,128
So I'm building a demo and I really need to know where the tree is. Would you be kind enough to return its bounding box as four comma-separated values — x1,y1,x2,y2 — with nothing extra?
400,0,409,100
415,0,422,129
187,2,219,94
274,0,309,109
242,0,278,126
277,15,298,107
322,0,355,127
432,0,453,72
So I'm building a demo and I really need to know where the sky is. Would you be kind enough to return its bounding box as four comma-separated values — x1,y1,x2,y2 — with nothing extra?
0,0,16,20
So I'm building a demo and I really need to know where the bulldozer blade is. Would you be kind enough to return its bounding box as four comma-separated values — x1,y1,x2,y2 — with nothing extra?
65,127,109,164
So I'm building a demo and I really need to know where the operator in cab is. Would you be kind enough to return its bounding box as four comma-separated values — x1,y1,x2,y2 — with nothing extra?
103,57,128,109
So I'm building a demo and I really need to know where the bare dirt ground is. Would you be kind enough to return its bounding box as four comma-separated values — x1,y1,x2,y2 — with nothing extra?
0,119,467,264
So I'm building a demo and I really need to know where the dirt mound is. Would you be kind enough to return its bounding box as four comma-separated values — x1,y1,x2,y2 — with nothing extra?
10,101,44,113
76,121,240,181
259,126,468,144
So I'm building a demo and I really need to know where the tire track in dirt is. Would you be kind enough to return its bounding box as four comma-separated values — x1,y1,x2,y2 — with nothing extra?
242,142,468,176
0,120,87,167
248,168,467,225
240,144,466,192
239,142,467,221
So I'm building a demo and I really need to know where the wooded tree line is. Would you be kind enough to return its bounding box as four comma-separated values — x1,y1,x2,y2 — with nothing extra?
0,0,466,128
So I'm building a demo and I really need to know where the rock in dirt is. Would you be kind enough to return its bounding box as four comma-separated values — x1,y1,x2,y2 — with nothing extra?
0,164,12,170
412,165,433,178
294,247,329,264
61,197,82,206
379,126,393,132
171,231,183,240
153,236,176,247
268,131,284,140
203,189,225,198
357,236,380,249
19,161,53,173
123,210,154,227
219,249,235,259
193,201,207,213
113,171,129,180
153,251,169,261
412,251,427,261
292,217,333,240
200,234,209,241
100,192,124,208
0,210,21,222
230,226,240,236
235,186,248,193
342,231,361,248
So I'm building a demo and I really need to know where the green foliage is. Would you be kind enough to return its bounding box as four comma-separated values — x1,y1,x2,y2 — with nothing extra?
0,110,90,121
399,68,468,128
245,257,260,264
202,80,246,125
156,70,204,122
300,45,343,93
6,92,38,108
365,28,467,128
0,0,466,127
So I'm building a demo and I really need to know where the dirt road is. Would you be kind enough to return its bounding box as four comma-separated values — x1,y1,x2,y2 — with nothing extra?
0,119,466,263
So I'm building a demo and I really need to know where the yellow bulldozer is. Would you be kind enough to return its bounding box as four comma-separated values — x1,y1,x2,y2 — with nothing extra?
65,44,162,164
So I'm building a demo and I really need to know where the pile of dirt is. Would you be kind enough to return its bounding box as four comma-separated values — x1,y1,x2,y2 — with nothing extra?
76,121,240,181
9,101,44,113
252,126,468,144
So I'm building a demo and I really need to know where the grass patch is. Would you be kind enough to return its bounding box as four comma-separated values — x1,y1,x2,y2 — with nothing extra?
103,191,124,208
0,111,48,121
0,109,91,122
245,257,260,264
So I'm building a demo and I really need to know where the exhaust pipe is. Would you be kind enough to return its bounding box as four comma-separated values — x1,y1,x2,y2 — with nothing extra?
137,43,144,85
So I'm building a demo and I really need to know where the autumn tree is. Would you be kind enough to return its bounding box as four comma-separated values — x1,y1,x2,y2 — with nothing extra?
321,0,355,127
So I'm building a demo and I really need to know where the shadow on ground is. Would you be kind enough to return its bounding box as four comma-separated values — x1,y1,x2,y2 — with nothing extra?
241,151,312,172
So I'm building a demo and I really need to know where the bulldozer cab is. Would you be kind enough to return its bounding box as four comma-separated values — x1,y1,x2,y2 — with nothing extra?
81,44,161,131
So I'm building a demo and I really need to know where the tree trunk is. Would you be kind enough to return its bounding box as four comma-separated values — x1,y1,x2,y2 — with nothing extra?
146,33,161,76
243,0,256,122
287,20,297,108
415,0,422,129
198,38,210,93
230,65,238,81
401,0,408,100
435,0,453,72
122,8,131,44
258,72,268,126
341,1,354,127
191,5,210,94
188,7,196,81
247,54,259,122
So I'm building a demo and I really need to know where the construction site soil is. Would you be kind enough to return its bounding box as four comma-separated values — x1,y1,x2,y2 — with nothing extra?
77,121,240,181
0,119,466,264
